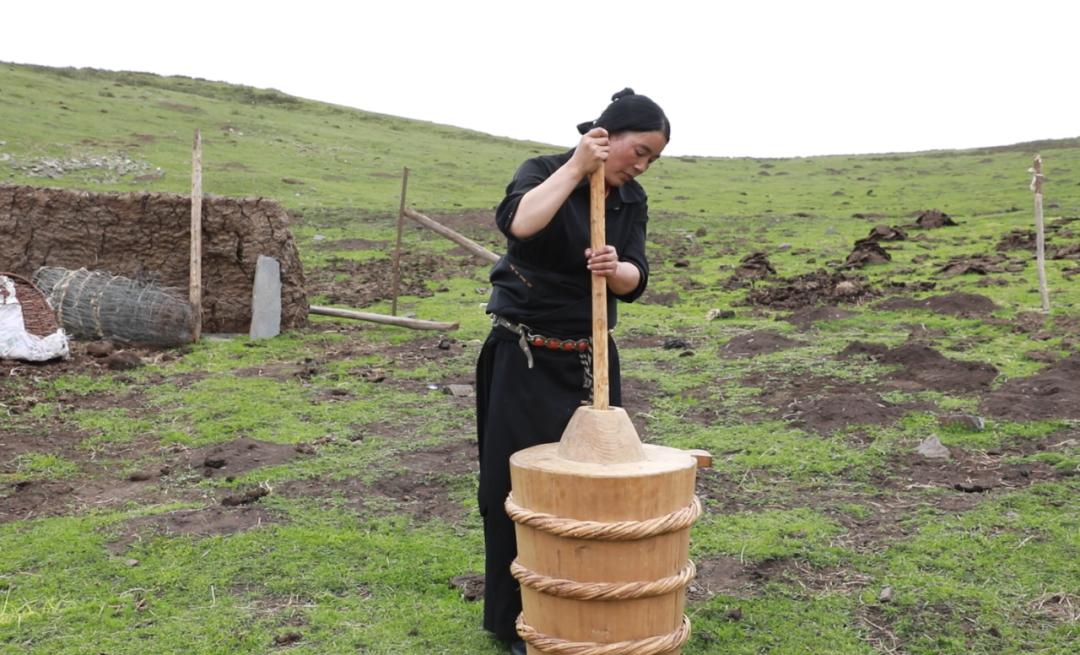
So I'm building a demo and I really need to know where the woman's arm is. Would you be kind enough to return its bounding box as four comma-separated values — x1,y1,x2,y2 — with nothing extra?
509,128,609,239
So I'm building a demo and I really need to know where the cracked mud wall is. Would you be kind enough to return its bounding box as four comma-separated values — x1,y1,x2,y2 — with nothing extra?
0,185,307,333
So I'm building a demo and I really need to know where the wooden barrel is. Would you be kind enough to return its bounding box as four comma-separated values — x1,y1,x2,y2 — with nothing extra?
508,406,702,655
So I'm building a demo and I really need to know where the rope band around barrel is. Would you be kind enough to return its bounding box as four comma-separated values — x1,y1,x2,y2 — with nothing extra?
511,560,696,601
504,494,703,541
517,613,691,655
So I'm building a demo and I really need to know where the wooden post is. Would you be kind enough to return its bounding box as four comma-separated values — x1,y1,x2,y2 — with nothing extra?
403,208,500,263
1032,154,1050,313
589,165,609,409
391,166,410,316
189,129,203,341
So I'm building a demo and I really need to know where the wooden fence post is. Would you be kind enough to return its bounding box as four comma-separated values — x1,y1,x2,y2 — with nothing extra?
190,129,203,340
1031,154,1050,313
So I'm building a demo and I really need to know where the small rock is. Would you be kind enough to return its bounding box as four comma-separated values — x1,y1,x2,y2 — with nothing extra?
203,457,227,469
662,337,691,350
438,338,453,350
294,443,316,455
673,259,691,268
777,243,792,251
85,340,115,357
273,632,302,646
125,559,140,567
916,435,951,460
939,414,985,431
878,586,893,603
725,607,743,621
105,351,143,370
128,471,155,482
706,309,736,321
313,234,326,241
445,384,475,398
954,481,994,493
834,280,860,296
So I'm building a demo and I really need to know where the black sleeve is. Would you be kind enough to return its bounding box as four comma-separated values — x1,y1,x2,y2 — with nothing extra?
494,157,558,242
613,203,649,303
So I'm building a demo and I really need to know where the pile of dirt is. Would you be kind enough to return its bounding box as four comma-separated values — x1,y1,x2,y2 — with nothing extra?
996,229,1036,252
175,437,310,480
874,292,999,317
937,254,1026,277
914,209,957,228
981,353,1080,420
866,225,907,242
744,270,878,309
841,341,998,392
845,239,892,268
723,252,776,289
720,330,802,357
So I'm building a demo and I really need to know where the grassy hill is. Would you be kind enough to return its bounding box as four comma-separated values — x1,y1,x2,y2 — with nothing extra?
1,62,1078,655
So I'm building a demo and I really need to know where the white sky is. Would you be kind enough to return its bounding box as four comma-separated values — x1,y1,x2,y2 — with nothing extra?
4,0,1077,157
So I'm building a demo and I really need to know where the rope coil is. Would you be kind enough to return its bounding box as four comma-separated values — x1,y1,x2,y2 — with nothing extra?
511,560,696,601
504,494,703,541
517,613,691,655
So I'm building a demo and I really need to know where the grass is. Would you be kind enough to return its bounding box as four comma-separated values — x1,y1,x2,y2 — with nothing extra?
1,62,1078,654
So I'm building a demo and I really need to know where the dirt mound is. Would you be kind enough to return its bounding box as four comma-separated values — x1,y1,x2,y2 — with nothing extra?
720,330,802,357
866,225,907,241
784,306,857,328
981,353,1080,420
839,341,998,392
723,252,776,289
744,270,878,309
938,254,1026,277
915,209,957,228
996,229,1036,252
874,292,999,316
845,240,892,268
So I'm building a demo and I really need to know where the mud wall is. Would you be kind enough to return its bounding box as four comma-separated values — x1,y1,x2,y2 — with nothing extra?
0,185,307,333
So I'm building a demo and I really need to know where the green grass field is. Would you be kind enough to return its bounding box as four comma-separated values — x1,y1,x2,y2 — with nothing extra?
1,62,1078,654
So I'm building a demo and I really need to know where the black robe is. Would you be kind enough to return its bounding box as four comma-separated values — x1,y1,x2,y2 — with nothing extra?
475,150,650,641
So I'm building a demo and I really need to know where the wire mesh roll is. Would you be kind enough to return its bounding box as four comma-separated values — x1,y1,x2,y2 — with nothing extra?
32,266,193,346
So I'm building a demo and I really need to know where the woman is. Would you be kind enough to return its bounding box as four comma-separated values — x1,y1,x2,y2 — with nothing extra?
475,88,670,652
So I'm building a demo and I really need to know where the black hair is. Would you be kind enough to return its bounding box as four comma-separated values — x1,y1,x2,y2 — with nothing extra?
576,88,670,141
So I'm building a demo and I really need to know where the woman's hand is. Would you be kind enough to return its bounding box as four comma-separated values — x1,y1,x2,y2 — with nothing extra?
585,245,620,277
568,127,609,178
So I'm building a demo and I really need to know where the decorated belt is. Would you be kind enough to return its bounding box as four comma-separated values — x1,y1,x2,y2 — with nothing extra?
491,315,591,369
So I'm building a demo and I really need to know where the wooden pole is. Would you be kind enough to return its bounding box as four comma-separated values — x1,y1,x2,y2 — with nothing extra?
1032,154,1050,313
189,129,203,341
589,165,609,410
403,208,500,264
309,305,458,331
391,166,410,316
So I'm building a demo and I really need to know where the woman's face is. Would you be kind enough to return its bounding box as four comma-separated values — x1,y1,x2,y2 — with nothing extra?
604,130,668,187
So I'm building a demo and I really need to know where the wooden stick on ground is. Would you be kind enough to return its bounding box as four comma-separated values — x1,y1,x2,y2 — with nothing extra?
189,129,203,341
589,165,609,410
1031,154,1050,313
309,305,458,331
403,208,500,264
391,166,410,316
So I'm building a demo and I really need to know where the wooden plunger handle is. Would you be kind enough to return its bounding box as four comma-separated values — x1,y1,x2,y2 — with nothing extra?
589,165,609,409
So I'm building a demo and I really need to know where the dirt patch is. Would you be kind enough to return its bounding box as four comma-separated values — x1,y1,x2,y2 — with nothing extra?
106,505,277,554
981,353,1080,420
865,225,907,242
840,341,998,393
744,270,879,310
687,555,755,601
720,330,803,358
641,289,681,306
170,438,311,481
305,253,465,308
996,229,1036,252
874,292,999,317
783,306,857,329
